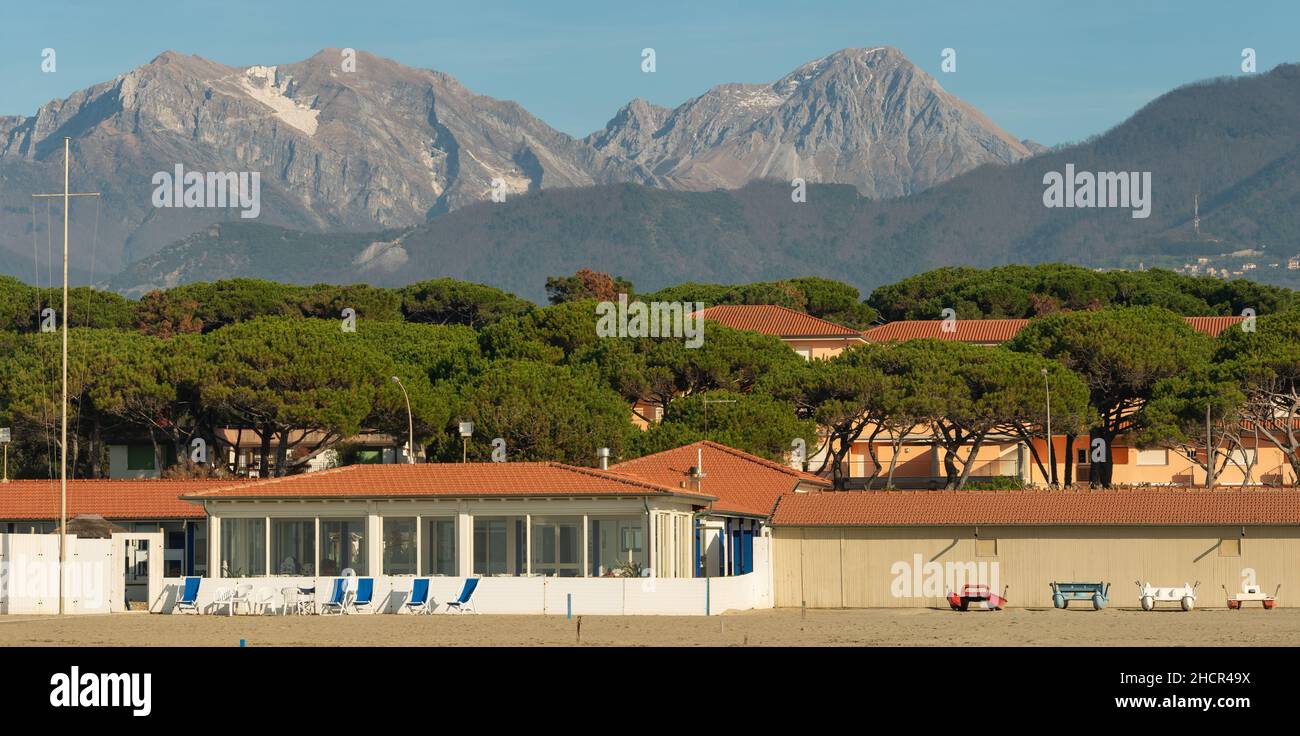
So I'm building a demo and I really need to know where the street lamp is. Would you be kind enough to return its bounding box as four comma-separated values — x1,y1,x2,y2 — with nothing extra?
1041,367,1055,487
391,376,415,464
459,421,474,463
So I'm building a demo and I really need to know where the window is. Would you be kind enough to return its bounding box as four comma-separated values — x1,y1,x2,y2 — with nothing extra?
356,449,383,464
127,444,156,471
320,518,367,576
591,518,646,576
271,519,314,575
975,538,998,557
422,518,457,576
220,518,266,577
383,517,417,575
1219,538,1241,557
1076,449,1088,464
795,348,812,361
473,518,509,576
1228,449,1256,467
531,519,581,577
1136,449,1168,466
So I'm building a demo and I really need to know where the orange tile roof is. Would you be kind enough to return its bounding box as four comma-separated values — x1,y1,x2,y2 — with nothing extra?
1183,315,1248,337
770,487,1300,527
0,479,252,520
693,305,862,338
862,319,1029,344
862,316,1249,344
610,440,830,517
182,462,714,502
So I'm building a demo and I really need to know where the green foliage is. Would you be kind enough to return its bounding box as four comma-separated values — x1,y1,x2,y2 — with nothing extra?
544,268,634,304
868,264,1296,321
438,360,633,465
400,278,534,329
641,276,876,329
627,390,818,462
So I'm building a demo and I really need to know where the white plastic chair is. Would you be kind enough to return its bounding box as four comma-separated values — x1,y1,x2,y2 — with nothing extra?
227,583,254,615
281,587,299,616
212,587,238,616
253,587,278,615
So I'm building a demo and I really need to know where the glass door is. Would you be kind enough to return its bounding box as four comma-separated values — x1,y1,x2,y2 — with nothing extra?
531,518,580,577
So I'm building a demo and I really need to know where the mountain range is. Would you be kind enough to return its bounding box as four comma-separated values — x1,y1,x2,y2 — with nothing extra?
0,46,1035,283
102,60,1300,302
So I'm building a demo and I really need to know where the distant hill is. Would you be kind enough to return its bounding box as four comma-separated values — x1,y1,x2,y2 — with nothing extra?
107,63,1300,300
0,46,1029,281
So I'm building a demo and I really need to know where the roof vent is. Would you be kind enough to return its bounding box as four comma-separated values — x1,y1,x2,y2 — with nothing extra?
597,447,611,470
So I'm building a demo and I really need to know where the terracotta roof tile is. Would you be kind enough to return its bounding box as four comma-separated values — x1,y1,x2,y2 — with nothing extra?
611,440,830,517
862,316,1249,344
770,487,1300,527
693,305,862,338
861,319,1029,344
0,479,253,520
1183,315,1248,337
182,462,714,502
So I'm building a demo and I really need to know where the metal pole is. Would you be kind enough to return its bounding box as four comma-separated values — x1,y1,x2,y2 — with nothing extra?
391,376,415,464
59,137,69,616
31,138,99,614
1042,368,1053,487
1205,403,1213,487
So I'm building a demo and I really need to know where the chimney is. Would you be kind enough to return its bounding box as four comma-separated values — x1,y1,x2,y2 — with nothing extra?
596,447,611,470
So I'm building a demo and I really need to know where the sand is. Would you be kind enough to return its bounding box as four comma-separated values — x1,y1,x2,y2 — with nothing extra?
1,606,1298,646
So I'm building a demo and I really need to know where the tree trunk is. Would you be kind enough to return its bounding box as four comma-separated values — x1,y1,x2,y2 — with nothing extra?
1063,434,1076,486
89,415,103,479
258,428,272,478
274,430,291,477
942,447,960,489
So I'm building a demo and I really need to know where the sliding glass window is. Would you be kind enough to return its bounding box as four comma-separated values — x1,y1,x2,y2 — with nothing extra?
383,517,417,575
220,518,266,578
320,518,367,576
271,519,315,575
421,518,457,576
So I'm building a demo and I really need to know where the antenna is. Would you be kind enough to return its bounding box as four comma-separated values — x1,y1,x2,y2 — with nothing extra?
31,137,100,616
1193,193,1201,239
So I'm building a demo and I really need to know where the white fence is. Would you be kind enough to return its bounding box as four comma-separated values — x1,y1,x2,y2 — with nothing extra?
156,536,773,615
154,571,770,616
0,533,114,614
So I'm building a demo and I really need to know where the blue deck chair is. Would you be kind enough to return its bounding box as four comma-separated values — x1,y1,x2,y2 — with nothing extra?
404,578,434,615
175,577,201,614
445,578,480,614
319,577,348,615
348,577,375,614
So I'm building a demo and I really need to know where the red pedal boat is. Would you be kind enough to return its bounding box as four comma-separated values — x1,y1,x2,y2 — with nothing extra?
947,584,1008,611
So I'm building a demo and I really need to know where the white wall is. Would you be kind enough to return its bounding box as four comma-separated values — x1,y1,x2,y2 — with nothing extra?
107,445,159,480
0,533,114,614
157,536,773,615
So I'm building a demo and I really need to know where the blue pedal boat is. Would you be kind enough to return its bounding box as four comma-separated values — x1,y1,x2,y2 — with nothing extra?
1050,581,1110,610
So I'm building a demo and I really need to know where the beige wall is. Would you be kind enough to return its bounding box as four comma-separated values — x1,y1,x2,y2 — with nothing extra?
773,525,1300,608
782,337,864,360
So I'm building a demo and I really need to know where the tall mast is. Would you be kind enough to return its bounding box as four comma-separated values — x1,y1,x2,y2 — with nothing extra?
32,137,99,615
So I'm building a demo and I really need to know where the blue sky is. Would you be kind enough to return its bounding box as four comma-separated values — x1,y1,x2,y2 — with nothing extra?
1,0,1295,146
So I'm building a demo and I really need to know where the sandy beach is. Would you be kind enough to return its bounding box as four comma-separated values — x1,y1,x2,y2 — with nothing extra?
1,606,1297,647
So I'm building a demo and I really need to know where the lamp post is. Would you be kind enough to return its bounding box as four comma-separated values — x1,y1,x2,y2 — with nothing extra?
459,421,474,463
1042,367,1055,487
390,376,415,464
